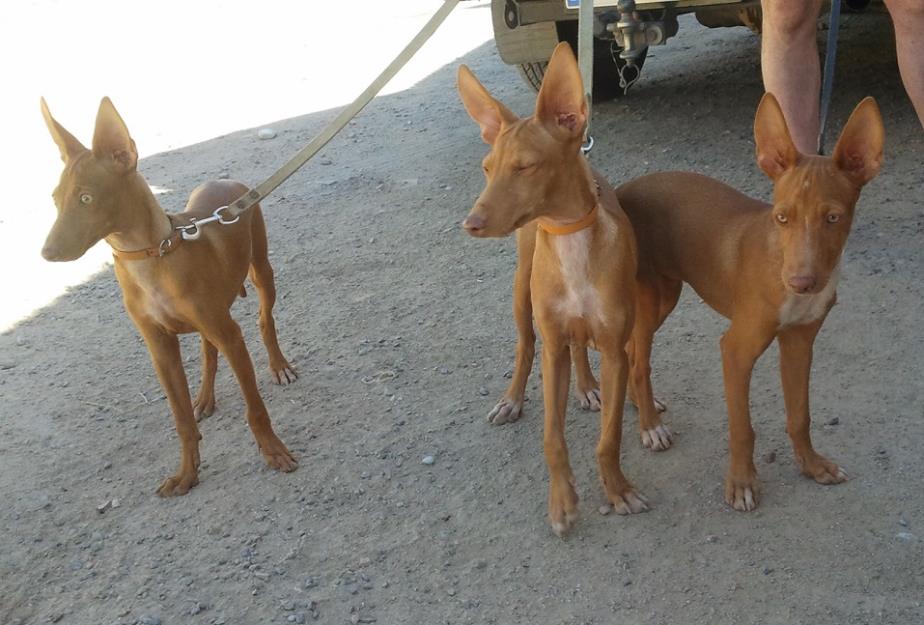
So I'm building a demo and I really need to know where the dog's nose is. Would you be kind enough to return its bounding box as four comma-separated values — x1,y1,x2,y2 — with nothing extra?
788,275,817,293
41,244,60,261
463,214,486,233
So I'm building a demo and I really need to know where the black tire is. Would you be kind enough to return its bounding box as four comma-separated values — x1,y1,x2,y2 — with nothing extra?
516,21,647,101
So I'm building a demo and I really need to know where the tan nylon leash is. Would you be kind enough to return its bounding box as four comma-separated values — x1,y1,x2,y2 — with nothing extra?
225,0,461,219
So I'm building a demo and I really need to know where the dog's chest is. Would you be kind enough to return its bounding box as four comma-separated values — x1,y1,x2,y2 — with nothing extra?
550,231,603,323
142,288,179,326
120,267,187,331
778,266,839,327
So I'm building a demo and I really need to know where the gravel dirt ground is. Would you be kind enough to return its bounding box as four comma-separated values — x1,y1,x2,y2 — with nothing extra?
2,2,923,625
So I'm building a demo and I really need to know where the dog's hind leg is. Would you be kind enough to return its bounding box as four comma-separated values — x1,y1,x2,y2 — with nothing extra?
629,276,679,451
248,207,297,385
193,335,218,421
202,312,297,472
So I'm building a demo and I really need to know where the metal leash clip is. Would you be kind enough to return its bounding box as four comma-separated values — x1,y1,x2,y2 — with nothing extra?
176,205,241,241
581,135,595,156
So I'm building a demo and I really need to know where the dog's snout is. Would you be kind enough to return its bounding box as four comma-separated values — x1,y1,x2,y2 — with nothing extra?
41,244,61,262
463,213,486,234
788,275,817,294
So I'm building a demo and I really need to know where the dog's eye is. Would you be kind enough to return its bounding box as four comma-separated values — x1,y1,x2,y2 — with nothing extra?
80,193,93,204
775,213,788,224
826,214,841,224
514,163,535,173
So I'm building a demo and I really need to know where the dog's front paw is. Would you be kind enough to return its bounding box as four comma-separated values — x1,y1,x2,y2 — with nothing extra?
193,392,216,422
641,423,673,451
487,396,523,425
575,387,601,412
156,471,199,497
724,466,759,512
797,450,848,485
548,476,580,537
600,487,650,516
270,361,298,386
260,437,298,472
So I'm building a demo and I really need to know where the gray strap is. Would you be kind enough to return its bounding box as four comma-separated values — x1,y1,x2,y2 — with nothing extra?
818,0,842,155
578,0,594,150
228,0,461,217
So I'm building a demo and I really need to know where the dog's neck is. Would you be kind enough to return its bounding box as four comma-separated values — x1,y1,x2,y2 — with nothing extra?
104,175,174,253
537,174,599,232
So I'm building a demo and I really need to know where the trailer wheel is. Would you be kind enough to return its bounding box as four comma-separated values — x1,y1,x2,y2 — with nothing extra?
515,21,647,101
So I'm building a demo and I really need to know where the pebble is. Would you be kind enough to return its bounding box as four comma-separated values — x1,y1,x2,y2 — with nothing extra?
825,417,840,426
188,602,206,615
705,534,718,544
421,455,435,466
282,600,296,611
139,616,161,625
478,387,489,396
217,171,230,179
762,451,777,464
899,518,909,527
303,576,318,589
257,128,277,140
319,158,333,166
896,531,916,542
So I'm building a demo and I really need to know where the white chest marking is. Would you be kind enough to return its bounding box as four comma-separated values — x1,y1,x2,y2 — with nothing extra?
778,265,840,327
144,288,177,325
552,229,603,323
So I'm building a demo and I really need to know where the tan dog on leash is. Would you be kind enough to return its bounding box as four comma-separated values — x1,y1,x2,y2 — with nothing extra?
619,93,884,510
459,43,659,535
41,97,298,496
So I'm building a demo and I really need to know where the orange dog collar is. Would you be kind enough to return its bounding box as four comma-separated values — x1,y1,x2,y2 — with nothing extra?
111,229,183,261
537,204,598,235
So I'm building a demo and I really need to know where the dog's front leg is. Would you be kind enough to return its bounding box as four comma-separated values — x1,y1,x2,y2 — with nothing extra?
720,318,776,511
778,320,847,485
541,338,578,537
203,315,297,473
139,325,201,496
489,227,538,425
597,341,649,515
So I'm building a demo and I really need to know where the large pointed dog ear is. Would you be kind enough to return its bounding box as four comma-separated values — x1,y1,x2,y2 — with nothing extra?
754,92,801,180
457,65,519,144
40,97,87,163
832,97,884,187
92,97,138,173
535,42,587,140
